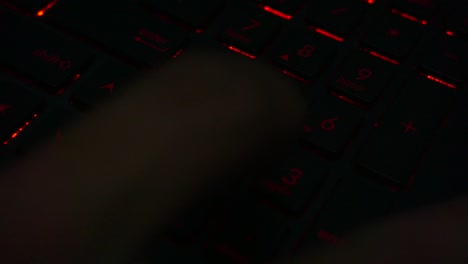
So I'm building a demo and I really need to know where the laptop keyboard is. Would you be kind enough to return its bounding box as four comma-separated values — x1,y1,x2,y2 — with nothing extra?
0,0,466,263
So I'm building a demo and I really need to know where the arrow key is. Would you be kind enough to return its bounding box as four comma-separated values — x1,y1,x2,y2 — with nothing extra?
71,60,140,110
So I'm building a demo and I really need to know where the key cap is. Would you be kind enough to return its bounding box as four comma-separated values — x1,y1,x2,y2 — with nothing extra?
139,0,224,30
445,8,468,38
0,8,94,93
0,81,42,144
209,199,289,263
71,60,140,110
305,0,366,36
218,6,281,56
302,176,397,248
3,0,55,14
390,0,439,21
303,95,363,157
329,51,395,106
255,148,329,214
420,35,467,85
271,28,339,80
15,108,76,156
45,1,188,66
357,76,455,187
255,0,304,16
362,13,423,60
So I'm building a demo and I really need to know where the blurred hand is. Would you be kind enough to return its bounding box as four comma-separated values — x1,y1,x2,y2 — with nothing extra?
0,51,466,264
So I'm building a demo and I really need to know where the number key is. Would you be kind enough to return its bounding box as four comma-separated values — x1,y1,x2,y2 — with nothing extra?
329,51,395,106
271,27,339,80
255,148,329,214
218,6,281,56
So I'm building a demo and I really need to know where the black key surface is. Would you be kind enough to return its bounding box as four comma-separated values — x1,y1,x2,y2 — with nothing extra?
3,0,55,13
218,6,281,56
255,0,304,16
420,34,467,84
302,176,397,248
271,28,339,80
71,60,140,109
329,51,395,106
362,12,423,60
139,0,224,29
0,8,94,93
0,81,42,144
45,1,188,66
445,8,468,38
305,0,366,36
255,148,328,214
390,0,439,20
209,199,288,263
357,76,455,187
303,95,363,157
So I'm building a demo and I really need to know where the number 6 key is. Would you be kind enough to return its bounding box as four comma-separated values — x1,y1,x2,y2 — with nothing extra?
271,27,340,81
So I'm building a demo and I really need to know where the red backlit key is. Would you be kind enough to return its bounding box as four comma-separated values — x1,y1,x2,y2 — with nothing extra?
209,199,288,263
362,13,423,61
390,0,439,21
0,8,93,93
445,8,468,38
357,76,455,188
305,0,366,36
302,176,397,248
139,0,224,30
255,0,304,16
0,81,42,144
420,35,467,85
71,60,140,110
15,108,76,156
330,51,395,106
271,28,339,80
3,0,56,14
218,5,281,56
255,148,329,214
45,1,188,66
304,95,363,157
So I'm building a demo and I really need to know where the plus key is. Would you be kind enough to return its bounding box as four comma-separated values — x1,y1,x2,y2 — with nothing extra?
357,76,456,188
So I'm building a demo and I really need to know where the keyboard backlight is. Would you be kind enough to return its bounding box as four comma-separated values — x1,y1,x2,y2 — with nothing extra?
263,6,292,20
315,28,344,42
367,0,375,4
446,30,455,37
426,75,456,89
227,46,256,59
391,9,427,25
281,70,310,83
4,114,38,145
368,51,399,65
36,0,58,17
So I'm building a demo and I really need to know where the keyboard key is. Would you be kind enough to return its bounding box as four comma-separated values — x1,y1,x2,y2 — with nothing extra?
255,148,329,214
0,82,42,144
71,60,140,109
303,95,363,157
390,0,439,20
357,76,455,187
303,176,397,248
305,0,366,36
445,8,468,38
45,1,188,66
255,0,304,16
15,108,76,156
362,13,423,60
420,35,467,84
3,0,55,13
218,6,281,56
0,8,94,93
139,0,224,29
329,51,395,106
271,28,339,80
209,199,288,263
